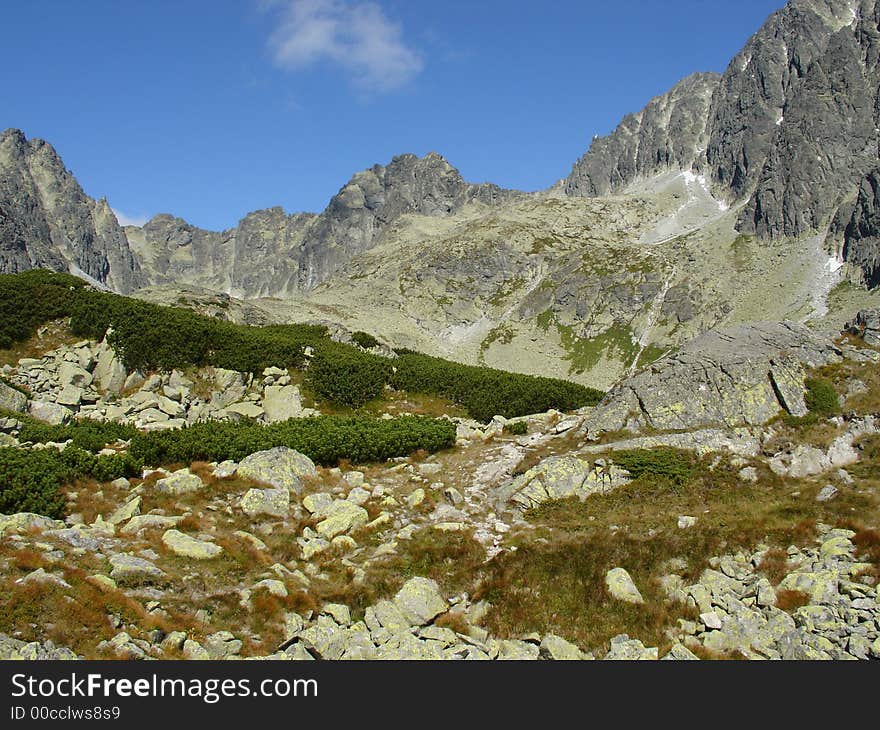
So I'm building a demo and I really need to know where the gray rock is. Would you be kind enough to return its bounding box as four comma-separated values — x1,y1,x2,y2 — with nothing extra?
605,567,644,604
240,488,289,518
585,322,839,434
108,553,165,586
236,447,316,494
393,577,448,626
0,380,27,413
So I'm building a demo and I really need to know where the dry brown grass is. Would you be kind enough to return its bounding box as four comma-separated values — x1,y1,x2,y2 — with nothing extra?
757,547,792,585
0,319,80,368
435,609,470,635
471,449,878,654
775,589,811,611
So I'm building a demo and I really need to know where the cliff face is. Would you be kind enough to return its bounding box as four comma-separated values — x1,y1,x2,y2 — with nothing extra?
564,0,880,286
563,73,722,198
0,129,145,293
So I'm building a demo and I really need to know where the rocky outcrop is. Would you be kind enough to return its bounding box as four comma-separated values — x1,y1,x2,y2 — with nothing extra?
846,307,880,344
584,321,840,434
563,73,721,197
0,129,144,293
833,169,880,288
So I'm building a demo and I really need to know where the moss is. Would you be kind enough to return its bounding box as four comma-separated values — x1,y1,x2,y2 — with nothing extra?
536,309,554,331
557,322,638,374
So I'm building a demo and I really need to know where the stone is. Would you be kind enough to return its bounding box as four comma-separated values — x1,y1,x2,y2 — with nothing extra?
539,634,584,660
584,322,839,434
262,384,304,423
236,447,316,493
315,500,369,539
58,362,92,388
662,643,700,660
393,577,448,626
107,496,141,525
346,487,371,506
677,515,697,529
108,553,165,585
154,469,203,495
252,579,288,598
0,512,65,535
161,530,223,559
604,634,658,660
322,603,352,626
0,381,27,413
120,515,182,535
406,488,426,508
182,639,210,660
56,385,84,406
816,485,839,502
605,567,644,604
303,492,334,516
240,488,289,518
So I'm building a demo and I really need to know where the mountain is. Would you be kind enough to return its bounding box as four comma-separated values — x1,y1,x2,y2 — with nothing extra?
3,0,880,389
127,152,518,299
0,129,144,293
564,0,880,286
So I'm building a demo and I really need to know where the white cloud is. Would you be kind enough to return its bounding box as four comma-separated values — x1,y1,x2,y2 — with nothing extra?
265,0,424,93
111,208,149,228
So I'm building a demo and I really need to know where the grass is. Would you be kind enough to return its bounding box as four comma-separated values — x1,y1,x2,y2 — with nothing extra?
557,322,638,375
310,526,487,621
471,446,880,655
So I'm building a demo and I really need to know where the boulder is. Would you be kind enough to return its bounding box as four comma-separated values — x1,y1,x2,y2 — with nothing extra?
154,469,203,495
240,488,289,518
236,447,316,494
584,322,839,434
161,529,223,559
108,553,165,585
393,577,448,626
262,384,304,423
314,500,369,539
93,343,127,393
497,455,625,510
0,381,27,413
605,567,644,604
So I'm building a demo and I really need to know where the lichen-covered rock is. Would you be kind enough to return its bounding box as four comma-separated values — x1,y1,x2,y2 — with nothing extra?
314,500,369,539
240,487,289,518
605,568,644,604
0,380,27,413
154,469,203,495
236,447,316,494
108,553,165,585
585,322,839,434
161,529,223,559
497,455,625,510
393,577,448,626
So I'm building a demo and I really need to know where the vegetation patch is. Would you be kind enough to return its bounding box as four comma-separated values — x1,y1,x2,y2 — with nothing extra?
128,415,455,468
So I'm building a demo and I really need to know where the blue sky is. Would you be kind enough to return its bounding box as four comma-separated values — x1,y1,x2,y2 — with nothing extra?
1,0,784,230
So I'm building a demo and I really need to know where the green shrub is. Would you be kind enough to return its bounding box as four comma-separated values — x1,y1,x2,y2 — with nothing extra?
612,447,697,486
351,331,380,349
0,447,71,518
306,344,392,408
128,415,455,467
804,377,840,416
503,421,528,436
390,352,603,422
0,445,140,518
0,270,83,349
